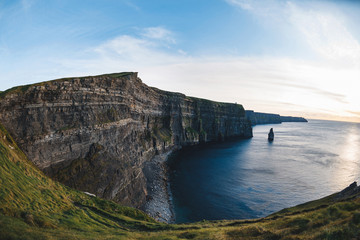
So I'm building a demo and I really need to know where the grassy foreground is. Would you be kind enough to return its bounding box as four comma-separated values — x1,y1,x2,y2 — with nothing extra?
1,124,360,239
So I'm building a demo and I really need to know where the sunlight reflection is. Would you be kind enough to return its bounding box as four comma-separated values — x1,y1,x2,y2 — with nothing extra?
333,124,360,189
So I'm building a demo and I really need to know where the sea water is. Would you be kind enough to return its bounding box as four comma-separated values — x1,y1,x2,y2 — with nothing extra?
168,119,360,223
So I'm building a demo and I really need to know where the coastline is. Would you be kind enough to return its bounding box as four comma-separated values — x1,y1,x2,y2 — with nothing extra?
142,150,176,223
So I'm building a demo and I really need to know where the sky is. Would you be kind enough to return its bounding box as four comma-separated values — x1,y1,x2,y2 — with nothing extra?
0,0,360,122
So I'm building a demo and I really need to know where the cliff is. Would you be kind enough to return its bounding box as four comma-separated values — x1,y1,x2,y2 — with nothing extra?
245,111,281,125
280,116,308,122
0,72,252,210
245,110,307,126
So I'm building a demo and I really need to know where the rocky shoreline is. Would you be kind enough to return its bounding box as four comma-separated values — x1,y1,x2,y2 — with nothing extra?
142,150,176,223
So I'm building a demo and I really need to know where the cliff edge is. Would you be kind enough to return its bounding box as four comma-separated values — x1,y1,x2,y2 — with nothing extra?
245,110,307,125
0,72,252,213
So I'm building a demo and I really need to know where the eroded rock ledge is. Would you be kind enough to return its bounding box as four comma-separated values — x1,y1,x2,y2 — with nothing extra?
0,72,252,215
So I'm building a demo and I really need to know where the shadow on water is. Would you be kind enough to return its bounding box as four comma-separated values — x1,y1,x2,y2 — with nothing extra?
168,139,254,223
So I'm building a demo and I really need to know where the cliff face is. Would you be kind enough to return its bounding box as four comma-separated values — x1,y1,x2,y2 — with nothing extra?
245,111,281,125
0,72,252,208
245,110,307,126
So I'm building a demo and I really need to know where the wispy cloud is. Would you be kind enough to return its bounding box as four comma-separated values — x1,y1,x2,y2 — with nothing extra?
21,0,34,11
141,27,176,44
50,26,187,78
225,0,255,10
222,0,360,122
225,0,360,65
348,111,360,117
92,28,183,68
277,82,348,104
225,0,284,17
287,2,360,63
123,0,140,11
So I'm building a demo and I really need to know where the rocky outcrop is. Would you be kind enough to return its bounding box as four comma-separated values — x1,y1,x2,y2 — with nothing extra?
245,110,307,126
0,72,252,210
335,182,360,200
268,128,274,141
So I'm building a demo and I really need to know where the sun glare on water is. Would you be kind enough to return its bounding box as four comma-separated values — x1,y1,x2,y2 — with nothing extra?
334,124,360,188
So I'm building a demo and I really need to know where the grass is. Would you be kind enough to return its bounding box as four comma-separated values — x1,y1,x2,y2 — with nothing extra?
152,126,173,143
105,72,134,78
0,72,135,99
1,122,360,239
0,84,32,99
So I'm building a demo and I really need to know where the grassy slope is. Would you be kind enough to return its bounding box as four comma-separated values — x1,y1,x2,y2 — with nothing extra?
1,123,360,240
0,124,165,240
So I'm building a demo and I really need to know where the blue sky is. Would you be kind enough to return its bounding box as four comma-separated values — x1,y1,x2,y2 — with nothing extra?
1,0,360,122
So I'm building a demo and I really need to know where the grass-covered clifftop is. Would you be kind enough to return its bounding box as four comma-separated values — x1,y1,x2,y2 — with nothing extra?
1,124,360,239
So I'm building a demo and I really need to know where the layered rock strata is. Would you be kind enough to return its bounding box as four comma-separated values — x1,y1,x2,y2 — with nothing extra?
245,110,307,126
0,72,252,211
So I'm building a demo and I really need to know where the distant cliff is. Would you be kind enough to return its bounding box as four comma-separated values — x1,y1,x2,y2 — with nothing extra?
245,110,307,126
280,116,308,123
0,72,252,209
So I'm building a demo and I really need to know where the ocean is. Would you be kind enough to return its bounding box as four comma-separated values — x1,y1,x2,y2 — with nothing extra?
168,119,360,223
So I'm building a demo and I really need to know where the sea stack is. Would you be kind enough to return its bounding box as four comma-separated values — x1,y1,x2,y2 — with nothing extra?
268,128,274,141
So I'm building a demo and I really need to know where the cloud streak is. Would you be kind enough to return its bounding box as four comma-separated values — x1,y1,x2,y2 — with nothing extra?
276,82,348,104
287,2,360,64
225,0,255,10
141,27,176,44
226,0,360,65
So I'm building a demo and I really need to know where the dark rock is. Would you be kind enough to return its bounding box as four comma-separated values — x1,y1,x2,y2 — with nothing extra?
268,128,274,141
0,72,253,210
336,182,360,200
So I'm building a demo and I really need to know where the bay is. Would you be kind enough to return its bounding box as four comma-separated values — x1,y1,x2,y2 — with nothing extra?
168,119,360,223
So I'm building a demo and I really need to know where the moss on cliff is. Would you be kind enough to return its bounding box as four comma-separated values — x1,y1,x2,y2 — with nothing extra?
0,84,32,99
185,127,200,141
105,72,134,78
152,127,172,143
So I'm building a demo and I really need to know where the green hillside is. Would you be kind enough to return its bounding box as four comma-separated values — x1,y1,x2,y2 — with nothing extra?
1,123,360,239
